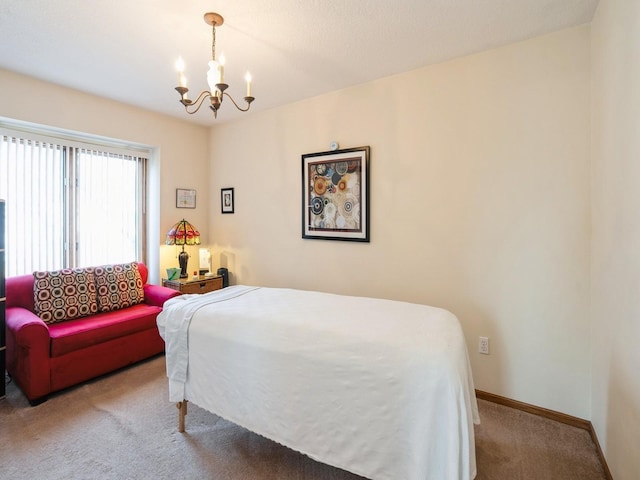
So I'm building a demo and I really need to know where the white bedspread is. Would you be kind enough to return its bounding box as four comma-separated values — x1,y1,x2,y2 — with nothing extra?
157,286,479,480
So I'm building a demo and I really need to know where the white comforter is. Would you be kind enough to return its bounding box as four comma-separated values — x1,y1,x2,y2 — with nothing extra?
157,286,479,480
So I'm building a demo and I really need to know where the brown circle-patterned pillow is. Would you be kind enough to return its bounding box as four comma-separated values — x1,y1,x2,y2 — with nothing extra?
94,262,145,312
33,268,98,324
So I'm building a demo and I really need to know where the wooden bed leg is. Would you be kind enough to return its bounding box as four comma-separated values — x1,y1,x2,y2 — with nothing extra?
177,400,188,433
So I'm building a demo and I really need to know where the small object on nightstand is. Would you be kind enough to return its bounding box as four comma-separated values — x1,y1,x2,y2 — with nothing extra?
217,267,229,287
166,268,180,280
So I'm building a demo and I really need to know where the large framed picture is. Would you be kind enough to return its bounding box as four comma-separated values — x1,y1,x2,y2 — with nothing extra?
221,187,234,214
302,146,370,242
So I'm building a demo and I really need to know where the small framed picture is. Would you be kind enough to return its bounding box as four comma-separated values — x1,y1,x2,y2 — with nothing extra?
176,188,196,209
221,187,234,214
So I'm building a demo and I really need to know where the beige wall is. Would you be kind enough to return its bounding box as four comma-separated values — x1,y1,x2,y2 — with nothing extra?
0,69,211,282
209,27,592,418
591,0,640,478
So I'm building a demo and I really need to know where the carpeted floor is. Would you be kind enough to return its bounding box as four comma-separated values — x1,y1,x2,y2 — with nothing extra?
0,356,607,480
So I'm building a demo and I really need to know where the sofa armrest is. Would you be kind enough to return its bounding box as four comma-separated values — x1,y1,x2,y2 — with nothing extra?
6,307,50,348
144,284,181,307
5,307,52,402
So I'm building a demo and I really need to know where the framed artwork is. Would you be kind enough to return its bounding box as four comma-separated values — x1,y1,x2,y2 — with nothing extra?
176,188,196,209
221,187,235,214
302,146,370,242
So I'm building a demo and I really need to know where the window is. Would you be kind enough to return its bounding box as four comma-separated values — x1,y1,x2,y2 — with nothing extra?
0,128,148,277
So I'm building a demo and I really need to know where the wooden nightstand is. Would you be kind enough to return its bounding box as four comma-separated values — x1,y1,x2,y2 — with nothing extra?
162,275,224,294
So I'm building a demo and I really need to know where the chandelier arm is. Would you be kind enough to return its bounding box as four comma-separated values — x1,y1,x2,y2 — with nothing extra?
182,90,214,115
222,92,255,112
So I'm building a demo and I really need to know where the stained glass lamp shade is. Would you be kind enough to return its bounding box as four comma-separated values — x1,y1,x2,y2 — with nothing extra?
166,219,201,278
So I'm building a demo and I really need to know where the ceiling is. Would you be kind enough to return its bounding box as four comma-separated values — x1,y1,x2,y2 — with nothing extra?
0,0,598,126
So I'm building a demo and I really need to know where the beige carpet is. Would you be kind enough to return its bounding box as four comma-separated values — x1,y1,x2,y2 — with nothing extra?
1,356,606,479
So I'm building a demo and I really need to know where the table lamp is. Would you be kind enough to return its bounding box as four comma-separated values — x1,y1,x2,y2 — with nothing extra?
166,219,201,278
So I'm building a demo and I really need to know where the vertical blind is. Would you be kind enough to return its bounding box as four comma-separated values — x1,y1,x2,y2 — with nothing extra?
0,132,147,277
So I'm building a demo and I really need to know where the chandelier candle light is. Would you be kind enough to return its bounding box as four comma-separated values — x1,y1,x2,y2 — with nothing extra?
174,12,254,118
166,219,201,278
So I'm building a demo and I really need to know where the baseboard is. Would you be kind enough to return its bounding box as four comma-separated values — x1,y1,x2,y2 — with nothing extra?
475,390,613,480
475,390,590,429
587,422,614,480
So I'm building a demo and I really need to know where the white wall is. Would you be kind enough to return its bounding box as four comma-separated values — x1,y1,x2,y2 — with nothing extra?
0,69,211,282
209,27,592,418
591,0,640,478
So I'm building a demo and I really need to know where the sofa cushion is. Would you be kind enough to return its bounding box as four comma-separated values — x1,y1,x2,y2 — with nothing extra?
48,303,163,357
33,268,98,324
94,262,145,312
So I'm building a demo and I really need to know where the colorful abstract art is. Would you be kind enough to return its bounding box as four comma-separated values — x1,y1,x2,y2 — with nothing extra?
302,146,369,242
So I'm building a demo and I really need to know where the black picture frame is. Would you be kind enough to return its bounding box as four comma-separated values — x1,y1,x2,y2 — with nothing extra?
221,187,234,214
302,146,370,242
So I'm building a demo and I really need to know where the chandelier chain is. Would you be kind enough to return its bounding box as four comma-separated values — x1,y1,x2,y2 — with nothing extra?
211,23,216,61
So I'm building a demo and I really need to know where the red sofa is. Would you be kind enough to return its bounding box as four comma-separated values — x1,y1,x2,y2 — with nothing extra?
5,262,180,405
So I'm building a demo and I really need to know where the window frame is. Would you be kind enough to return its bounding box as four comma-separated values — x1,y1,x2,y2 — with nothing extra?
0,120,152,277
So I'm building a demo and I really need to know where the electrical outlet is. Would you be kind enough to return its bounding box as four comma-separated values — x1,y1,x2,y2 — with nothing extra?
479,336,490,355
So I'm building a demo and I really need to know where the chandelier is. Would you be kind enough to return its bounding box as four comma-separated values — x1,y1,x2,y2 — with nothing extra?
174,12,254,118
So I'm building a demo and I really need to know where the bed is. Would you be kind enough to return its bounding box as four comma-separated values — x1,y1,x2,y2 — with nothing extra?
157,285,480,480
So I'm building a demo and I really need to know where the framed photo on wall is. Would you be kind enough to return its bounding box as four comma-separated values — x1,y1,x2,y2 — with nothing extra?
302,146,370,242
221,187,234,214
176,188,196,209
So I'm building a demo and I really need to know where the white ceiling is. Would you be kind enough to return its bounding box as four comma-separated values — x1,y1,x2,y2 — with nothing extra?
0,0,598,126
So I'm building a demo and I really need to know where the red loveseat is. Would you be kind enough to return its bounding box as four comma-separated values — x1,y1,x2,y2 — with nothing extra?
5,262,180,405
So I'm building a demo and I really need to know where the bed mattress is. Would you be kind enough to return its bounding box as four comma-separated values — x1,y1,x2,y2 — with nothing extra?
157,285,479,480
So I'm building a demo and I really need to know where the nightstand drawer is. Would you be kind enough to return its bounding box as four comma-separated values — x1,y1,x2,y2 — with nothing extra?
163,275,223,294
182,277,222,294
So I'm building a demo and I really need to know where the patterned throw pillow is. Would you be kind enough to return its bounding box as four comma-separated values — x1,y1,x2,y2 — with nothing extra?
94,262,145,312
33,268,99,324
